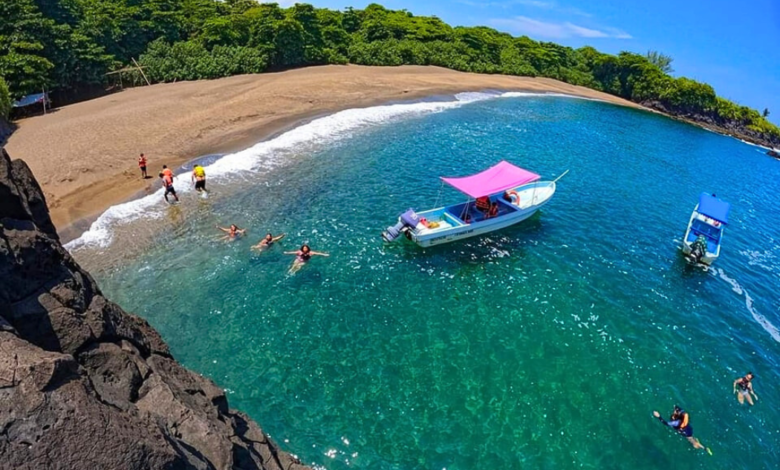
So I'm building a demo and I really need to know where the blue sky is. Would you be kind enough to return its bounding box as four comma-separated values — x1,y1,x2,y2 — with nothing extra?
285,0,780,124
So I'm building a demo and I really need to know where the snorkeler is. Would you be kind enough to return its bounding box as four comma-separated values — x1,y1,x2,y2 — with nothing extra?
216,224,246,241
733,372,758,406
653,406,710,453
251,232,286,250
284,244,329,273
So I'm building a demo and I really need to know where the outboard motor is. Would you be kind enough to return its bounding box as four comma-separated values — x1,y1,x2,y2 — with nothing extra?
688,234,707,264
382,209,421,242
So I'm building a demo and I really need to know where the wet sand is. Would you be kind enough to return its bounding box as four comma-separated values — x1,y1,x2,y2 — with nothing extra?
5,65,646,232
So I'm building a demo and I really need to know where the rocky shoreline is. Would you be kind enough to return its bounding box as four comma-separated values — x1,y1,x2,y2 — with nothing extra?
0,146,311,469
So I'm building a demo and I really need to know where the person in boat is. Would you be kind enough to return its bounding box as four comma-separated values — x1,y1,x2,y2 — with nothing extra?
138,153,148,179
475,196,491,214
689,234,708,263
486,202,499,219
733,372,758,406
159,171,179,203
284,244,329,273
463,213,472,224
216,224,246,240
192,164,207,193
252,232,285,250
653,406,707,450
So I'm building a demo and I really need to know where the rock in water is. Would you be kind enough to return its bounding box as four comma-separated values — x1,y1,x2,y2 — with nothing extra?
0,147,312,470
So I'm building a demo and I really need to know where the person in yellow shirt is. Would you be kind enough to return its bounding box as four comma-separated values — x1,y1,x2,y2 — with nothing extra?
192,164,207,193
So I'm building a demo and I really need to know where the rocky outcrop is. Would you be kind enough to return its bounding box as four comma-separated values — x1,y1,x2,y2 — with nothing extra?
0,146,311,470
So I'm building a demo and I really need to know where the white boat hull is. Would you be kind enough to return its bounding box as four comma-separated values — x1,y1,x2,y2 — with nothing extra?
408,181,556,247
681,204,724,265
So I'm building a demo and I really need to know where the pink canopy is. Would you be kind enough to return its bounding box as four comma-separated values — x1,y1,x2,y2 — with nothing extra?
441,161,540,198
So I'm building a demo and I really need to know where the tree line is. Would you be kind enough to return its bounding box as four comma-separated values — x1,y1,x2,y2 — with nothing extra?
1,1,777,143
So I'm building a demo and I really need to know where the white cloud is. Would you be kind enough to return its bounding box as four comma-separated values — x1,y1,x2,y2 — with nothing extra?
491,16,631,39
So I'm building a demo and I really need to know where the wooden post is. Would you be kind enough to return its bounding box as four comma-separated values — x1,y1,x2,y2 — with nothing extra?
132,58,151,86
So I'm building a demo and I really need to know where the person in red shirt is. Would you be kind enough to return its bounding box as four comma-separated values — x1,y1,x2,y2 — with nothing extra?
138,153,148,179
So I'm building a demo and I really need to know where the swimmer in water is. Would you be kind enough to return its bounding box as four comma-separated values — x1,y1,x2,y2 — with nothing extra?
251,232,286,251
653,406,709,452
733,372,758,406
284,244,329,273
216,224,246,241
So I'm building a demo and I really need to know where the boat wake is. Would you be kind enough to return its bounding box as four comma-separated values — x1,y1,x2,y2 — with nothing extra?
65,91,590,251
715,268,780,343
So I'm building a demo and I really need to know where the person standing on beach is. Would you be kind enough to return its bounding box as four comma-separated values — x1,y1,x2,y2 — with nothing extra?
733,372,758,405
192,164,207,193
159,171,179,203
138,153,148,179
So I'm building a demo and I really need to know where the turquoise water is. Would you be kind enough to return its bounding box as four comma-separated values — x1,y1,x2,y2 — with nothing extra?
77,96,780,469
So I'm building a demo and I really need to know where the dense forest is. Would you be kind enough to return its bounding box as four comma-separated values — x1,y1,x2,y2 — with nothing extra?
1,0,778,145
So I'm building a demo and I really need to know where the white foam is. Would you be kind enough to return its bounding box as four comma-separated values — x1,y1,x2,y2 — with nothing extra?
64,90,577,251
717,268,780,344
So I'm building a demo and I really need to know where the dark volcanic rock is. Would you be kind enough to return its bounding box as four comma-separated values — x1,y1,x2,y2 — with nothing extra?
0,146,312,470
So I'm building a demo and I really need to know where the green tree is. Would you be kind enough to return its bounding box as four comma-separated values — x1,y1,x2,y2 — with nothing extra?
0,77,11,118
646,50,673,74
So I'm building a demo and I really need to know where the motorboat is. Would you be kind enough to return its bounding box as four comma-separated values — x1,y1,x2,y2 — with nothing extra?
682,192,729,265
382,161,566,247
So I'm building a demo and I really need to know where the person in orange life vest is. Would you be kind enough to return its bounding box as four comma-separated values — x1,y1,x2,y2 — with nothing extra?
653,406,707,450
216,224,246,241
159,171,179,203
138,153,148,179
475,196,491,214
161,164,174,179
487,202,499,218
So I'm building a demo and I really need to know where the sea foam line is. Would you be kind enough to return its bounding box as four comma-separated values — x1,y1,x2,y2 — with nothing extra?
64,90,583,251
716,268,780,344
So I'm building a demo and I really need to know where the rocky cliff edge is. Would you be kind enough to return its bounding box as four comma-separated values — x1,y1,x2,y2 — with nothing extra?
0,147,311,470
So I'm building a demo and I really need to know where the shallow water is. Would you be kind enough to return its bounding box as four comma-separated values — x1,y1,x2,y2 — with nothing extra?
75,95,780,469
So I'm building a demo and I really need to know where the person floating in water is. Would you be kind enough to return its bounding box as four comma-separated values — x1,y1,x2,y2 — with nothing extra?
733,372,758,406
192,164,207,193
159,171,179,203
216,224,246,241
252,232,285,251
284,244,329,273
653,406,710,453
138,153,148,179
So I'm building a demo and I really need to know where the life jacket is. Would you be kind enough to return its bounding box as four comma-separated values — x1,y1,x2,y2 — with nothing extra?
162,174,173,187
162,168,173,179
673,410,689,430
138,157,147,167
193,166,205,178
475,196,490,211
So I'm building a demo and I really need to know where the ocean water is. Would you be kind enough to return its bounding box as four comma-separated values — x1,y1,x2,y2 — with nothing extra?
72,94,780,470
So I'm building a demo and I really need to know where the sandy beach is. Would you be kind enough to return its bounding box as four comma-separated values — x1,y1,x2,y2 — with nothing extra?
5,65,645,231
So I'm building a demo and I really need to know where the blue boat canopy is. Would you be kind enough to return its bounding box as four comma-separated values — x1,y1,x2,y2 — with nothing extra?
698,192,730,224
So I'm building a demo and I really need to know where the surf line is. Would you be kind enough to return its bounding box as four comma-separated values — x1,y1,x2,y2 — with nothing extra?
714,268,780,343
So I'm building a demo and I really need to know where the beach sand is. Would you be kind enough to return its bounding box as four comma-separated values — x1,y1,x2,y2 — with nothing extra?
5,65,645,232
